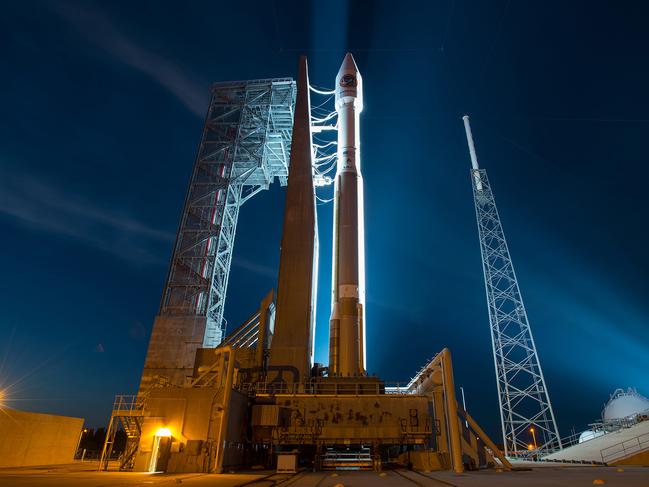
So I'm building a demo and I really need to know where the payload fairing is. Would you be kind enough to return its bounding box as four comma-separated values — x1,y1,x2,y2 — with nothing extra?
329,53,366,377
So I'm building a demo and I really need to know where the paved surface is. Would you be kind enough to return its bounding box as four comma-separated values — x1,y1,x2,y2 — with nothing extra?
0,463,264,487
0,462,647,486
430,466,649,487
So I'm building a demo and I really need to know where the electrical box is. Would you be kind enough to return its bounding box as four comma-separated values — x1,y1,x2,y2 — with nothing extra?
276,452,297,473
252,405,282,426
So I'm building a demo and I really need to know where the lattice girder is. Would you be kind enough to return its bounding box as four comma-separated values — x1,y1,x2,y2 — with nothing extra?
472,168,562,456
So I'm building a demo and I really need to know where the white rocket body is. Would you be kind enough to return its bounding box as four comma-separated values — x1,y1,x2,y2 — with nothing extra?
329,53,366,376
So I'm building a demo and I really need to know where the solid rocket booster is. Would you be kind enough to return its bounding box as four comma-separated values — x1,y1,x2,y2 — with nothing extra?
329,53,366,376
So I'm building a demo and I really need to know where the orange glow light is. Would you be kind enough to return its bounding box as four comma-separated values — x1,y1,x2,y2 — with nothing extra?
155,427,172,437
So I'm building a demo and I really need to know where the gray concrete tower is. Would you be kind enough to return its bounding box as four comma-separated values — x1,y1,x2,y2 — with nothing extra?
267,57,319,383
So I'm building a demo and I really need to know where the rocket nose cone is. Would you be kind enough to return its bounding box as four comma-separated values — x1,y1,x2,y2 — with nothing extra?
335,52,363,109
338,52,359,75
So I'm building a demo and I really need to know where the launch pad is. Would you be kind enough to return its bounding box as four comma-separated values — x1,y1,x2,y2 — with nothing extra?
99,55,509,475
5,462,649,487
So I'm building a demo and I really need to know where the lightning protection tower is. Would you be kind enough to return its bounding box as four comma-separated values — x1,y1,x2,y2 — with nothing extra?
462,115,561,456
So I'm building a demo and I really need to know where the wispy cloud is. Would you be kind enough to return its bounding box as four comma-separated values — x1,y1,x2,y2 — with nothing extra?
232,256,277,278
1,167,286,275
49,1,207,117
0,169,173,265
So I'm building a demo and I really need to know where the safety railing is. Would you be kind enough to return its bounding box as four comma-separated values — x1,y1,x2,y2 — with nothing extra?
601,432,649,463
238,381,417,396
590,412,649,433
559,430,589,448
112,394,146,413
385,384,416,394
555,413,649,451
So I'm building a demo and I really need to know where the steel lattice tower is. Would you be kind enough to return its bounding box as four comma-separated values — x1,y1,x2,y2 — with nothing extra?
159,79,296,347
463,116,561,456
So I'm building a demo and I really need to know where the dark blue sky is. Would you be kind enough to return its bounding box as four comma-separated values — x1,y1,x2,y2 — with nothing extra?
1,0,648,440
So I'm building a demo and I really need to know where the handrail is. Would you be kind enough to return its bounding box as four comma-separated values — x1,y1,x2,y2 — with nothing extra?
590,412,649,433
112,394,145,412
238,381,417,396
558,430,593,449
556,414,649,452
601,431,649,463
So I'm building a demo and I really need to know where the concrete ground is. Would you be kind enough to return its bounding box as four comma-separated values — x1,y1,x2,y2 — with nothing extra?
0,462,647,487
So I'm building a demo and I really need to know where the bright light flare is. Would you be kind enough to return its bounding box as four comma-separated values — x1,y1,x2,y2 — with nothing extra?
155,427,172,437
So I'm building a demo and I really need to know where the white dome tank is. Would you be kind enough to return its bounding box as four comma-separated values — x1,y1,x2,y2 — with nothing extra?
579,430,605,443
602,388,649,421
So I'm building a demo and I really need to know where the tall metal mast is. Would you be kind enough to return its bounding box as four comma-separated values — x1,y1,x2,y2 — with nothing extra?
462,115,561,456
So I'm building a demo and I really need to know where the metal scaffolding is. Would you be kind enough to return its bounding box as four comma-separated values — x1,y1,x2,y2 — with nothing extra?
159,79,296,347
463,116,561,456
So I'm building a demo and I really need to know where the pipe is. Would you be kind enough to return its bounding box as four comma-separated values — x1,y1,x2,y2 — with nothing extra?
213,346,236,473
98,416,115,471
441,348,464,473
462,115,483,191
205,349,228,470
458,408,512,471
460,387,468,428
255,290,274,375
462,115,480,170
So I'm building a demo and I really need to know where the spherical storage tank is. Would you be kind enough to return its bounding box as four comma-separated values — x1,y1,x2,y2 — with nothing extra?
602,388,649,421
578,430,605,443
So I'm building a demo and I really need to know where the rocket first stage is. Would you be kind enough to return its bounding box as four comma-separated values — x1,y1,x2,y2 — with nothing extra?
329,53,366,377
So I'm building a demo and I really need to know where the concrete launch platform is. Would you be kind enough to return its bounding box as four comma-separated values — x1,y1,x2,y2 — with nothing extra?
1,462,647,487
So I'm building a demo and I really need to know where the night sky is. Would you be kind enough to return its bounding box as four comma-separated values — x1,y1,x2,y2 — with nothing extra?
1,0,648,442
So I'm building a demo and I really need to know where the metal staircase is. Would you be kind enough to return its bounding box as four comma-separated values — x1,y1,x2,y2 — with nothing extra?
99,395,147,471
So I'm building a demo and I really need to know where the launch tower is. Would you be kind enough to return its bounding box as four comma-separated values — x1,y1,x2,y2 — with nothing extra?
141,79,295,389
99,58,510,476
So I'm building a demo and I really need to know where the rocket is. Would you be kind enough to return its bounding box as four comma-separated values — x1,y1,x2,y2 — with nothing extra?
329,53,366,376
